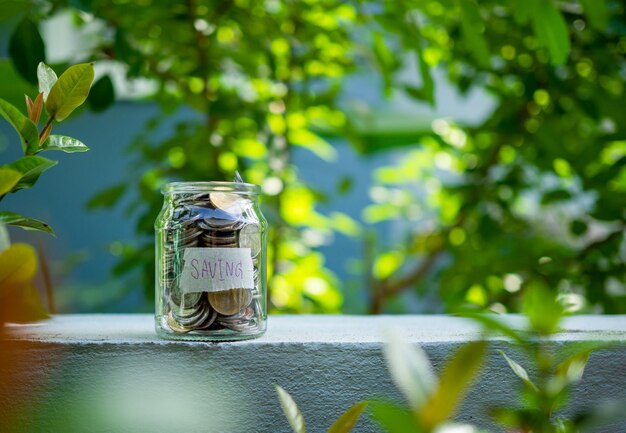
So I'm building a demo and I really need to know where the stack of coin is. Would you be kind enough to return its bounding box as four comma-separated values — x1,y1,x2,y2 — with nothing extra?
160,188,262,335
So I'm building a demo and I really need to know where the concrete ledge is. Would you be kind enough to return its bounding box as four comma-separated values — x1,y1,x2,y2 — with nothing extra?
2,315,626,432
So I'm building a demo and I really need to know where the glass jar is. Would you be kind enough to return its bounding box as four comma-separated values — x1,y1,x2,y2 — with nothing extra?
155,181,267,341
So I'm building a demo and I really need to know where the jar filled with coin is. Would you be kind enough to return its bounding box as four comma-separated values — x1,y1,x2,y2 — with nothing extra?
155,181,267,341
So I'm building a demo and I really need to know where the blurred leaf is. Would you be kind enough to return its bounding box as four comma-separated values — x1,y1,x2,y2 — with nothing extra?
40,135,89,153
0,97,40,154
577,398,626,433
384,330,437,410
373,31,396,97
405,49,435,105
46,63,95,121
37,62,58,102
87,75,115,112
288,129,337,162
0,284,49,323
0,211,54,235
421,341,487,428
8,17,45,84
579,0,608,30
327,401,368,433
509,0,532,24
499,351,538,391
370,401,422,433
570,219,587,236
0,61,37,110
541,189,571,204
0,169,21,196
337,176,353,195
330,212,361,237
523,283,563,335
460,312,526,345
5,156,58,191
374,251,403,279
458,0,491,68
0,0,30,20
529,0,570,65
0,243,37,295
555,351,589,385
86,184,127,209
0,225,9,253
275,385,306,433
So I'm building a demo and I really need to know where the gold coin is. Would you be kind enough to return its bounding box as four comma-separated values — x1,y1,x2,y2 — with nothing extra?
207,288,252,315
166,311,192,333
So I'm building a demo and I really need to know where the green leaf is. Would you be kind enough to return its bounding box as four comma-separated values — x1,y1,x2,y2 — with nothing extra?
522,282,563,335
46,63,95,121
510,0,531,24
8,18,46,84
87,75,115,112
383,330,437,410
0,0,30,20
0,224,9,253
579,0,608,30
460,312,527,345
0,211,54,235
529,0,570,65
0,98,40,154
86,184,127,209
0,168,21,196
405,49,435,105
327,401,368,433
37,62,58,102
5,156,57,191
499,351,538,391
40,135,89,153
458,0,491,68
556,351,590,385
0,60,38,110
288,129,337,162
421,341,487,428
373,31,396,97
275,385,306,433
370,401,422,433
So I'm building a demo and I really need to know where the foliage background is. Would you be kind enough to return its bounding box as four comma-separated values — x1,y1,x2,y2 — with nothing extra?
1,0,625,315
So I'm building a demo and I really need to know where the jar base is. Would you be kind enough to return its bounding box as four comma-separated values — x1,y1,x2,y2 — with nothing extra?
155,315,266,342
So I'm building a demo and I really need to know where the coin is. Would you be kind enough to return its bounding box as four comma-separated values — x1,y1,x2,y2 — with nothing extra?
239,223,261,257
209,192,249,214
195,308,218,329
166,311,192,333
218,306,258,331
207,288,253,315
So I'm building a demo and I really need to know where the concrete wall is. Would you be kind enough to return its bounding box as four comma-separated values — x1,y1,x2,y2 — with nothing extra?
2,315,625,433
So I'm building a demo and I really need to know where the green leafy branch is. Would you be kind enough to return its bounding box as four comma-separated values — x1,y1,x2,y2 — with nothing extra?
275,336,487,433
467,285,618,433
0,62,94,235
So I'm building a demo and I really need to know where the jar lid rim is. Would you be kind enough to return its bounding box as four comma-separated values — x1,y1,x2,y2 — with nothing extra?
162,181,261,194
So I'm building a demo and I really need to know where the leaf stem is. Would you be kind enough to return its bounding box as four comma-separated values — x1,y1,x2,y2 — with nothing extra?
39,116,54,142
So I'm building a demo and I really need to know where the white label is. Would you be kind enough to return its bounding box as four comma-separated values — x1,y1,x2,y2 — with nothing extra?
179,248,254,293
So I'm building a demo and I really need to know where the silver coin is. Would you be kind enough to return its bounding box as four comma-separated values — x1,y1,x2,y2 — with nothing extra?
195,308,218,329
169,290,202,310
175,301,211,327
209,192,247,213
239,223,261,257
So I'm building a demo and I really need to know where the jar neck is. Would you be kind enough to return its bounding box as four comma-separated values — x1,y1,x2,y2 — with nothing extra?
161,181,260,198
